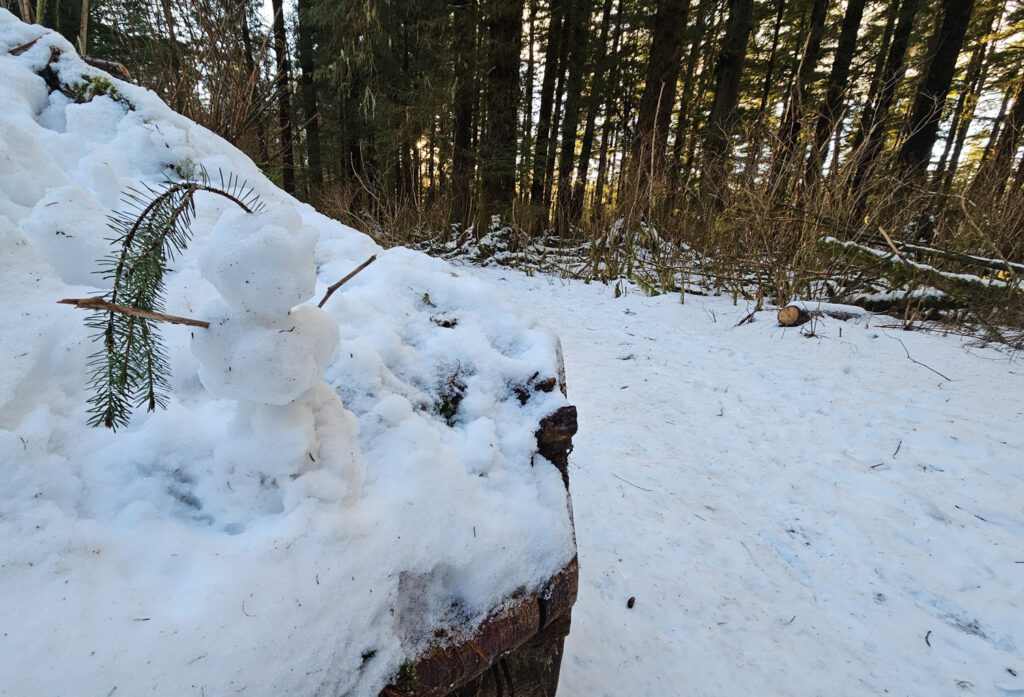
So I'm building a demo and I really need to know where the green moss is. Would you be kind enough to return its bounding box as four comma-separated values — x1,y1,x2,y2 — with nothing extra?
395,660,418,693
70,73,133,109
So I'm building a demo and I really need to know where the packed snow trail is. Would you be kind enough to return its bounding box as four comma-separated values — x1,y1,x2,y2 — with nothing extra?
466,266,1024,697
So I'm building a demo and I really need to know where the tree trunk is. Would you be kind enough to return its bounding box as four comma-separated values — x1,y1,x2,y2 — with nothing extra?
969,78,1024,202
519,0,538,200
594,0,624,211
569,0,614,225
848,0,920,212
452,0,478,227
554,0,593,234
271,0,295,195
35,0,80,45
296,0,323,194
805,0,866,186
630,0,689,194
239,5,269,165
897,0,975,177
671,0,714,189
850,0,899,162
18,0,34,23
741,0,786,182
77,0,87,53
543,21,572,216
529,3,566,228
772,0,829,187
699,0,755,211
478,0,524,226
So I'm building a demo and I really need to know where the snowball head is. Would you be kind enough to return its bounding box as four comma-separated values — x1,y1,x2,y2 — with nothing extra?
193,300,340,405
200,206,319,320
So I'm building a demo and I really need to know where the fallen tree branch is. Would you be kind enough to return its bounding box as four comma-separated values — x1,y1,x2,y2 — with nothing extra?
611,472,653,491
58,297,209,328
895,337,951,382
8,36,43,55
318,254,377,308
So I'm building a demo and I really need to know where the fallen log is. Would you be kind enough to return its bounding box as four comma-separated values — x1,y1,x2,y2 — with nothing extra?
777,305,812,327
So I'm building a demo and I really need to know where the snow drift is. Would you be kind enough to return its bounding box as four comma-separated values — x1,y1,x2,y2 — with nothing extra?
0,11,574,696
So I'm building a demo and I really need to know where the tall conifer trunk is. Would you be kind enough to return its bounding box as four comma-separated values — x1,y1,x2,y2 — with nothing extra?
806,0,866,186
897,0,976,178
452,0,478,227
271,0,295,194
530,3,566,229
700,0,754,210
571,0,615,223
771,0,829,189
970,78,1024,201
297,0,323,194
630,0,689,193
554,0,592,234
479,0,524,226
849,0,920,212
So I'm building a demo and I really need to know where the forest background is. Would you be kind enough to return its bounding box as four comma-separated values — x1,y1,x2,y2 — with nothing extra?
8,0,1024,342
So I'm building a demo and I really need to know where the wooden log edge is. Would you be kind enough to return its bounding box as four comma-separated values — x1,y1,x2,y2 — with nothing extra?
380,556,579,697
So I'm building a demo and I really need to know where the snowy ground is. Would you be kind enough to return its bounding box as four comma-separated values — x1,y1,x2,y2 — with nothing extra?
465,265,1024,697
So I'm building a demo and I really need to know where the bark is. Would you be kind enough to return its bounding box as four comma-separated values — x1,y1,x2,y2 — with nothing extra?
773,0,829,179
806,0,866,186
519,0,538,198
741,0,786,181
932,24,992,188
970,78,1024,201
897,0,976,177
554,0,592,233
35,0,80,44
271,0,295,194
77,0,87,53
699,0,754,210
569,0,614,224
671,0,714,185
529,3,566,220
452,0,478,226
856,0,899,147
158,0,186,113
296,0,322,193
631,0,690,185
684,1,728,185
479,0,524,225
594,0,624,209
543,20,572,214
981,82,1012,163
849,0,920,209
18,0,33,23
239,6,269,165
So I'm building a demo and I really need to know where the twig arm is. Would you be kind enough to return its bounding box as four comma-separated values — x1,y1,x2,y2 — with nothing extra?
59,297,210,328
318,254,377,308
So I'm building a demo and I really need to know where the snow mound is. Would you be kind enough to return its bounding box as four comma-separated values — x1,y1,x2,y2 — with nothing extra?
0,12,574,696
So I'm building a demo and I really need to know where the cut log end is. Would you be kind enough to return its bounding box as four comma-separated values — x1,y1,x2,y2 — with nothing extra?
777,305,812,327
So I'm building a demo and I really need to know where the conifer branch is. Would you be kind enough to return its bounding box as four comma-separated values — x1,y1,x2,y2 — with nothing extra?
69,169,264,430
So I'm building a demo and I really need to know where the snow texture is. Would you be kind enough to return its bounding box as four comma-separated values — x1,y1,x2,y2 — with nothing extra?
0,12,573,696
463,266,1024,697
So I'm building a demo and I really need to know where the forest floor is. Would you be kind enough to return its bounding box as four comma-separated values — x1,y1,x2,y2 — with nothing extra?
464,264,1024,697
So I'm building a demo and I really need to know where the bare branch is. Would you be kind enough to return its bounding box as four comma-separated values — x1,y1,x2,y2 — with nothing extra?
59,297,210,328
318,255,377,308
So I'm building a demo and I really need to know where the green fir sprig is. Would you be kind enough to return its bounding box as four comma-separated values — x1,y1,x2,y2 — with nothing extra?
85,169,264,430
